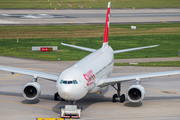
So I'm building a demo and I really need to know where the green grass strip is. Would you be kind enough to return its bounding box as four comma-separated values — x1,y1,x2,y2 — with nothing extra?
115,61,180,67
0,23,180,61
0,0,180,9
0,23,180,39
0,34,180,61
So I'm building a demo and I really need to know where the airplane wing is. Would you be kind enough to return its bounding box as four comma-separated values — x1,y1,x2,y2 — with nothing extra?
61,43,96,52
0,66,59,82
97,70,180,87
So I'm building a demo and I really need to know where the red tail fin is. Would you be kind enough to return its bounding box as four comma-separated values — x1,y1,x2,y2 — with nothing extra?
103,2,111,43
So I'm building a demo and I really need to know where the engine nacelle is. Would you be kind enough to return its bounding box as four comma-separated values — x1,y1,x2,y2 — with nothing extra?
22,82,41,100
127,84,145,103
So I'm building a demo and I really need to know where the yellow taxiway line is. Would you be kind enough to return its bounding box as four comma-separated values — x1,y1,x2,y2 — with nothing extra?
0,99,60,112
37,118,64,120
0,73,19,81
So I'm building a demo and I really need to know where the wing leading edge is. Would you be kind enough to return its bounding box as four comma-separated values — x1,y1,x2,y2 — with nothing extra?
97,70,180,87
0,66,59,82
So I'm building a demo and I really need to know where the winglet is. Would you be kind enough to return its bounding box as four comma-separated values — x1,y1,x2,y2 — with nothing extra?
102,2,111,49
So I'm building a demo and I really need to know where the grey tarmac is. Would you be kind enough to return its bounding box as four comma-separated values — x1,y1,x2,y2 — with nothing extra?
0,56,180,120
0,8,180,25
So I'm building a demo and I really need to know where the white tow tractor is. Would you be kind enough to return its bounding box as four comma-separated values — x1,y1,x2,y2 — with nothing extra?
60,105,82,118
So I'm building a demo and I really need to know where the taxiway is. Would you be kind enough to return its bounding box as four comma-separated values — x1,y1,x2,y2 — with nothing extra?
0,56,180,120
0,8,180,25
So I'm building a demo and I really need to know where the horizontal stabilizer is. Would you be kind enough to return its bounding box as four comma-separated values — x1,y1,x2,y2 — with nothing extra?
61,43,96,52
113,45,159,54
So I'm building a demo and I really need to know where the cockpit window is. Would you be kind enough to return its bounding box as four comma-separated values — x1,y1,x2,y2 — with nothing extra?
60,80,78,84
73,80,78,84
68,81,73,84
60,80,63,84
63,81,68,84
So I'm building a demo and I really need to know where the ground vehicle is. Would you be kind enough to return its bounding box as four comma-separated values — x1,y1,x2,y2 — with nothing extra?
60,105,82,118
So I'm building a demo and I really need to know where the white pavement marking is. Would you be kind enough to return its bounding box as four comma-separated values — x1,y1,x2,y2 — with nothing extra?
0,14,10,16
23,15,41,19
0,20,19,24
39,14,48,15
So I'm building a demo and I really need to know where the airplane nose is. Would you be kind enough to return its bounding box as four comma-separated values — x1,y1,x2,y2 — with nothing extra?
58,85,74,100
57,82,88,101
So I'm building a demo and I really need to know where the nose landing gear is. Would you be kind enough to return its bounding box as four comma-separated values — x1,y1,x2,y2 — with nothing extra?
54,92,66,101
112,83,125,103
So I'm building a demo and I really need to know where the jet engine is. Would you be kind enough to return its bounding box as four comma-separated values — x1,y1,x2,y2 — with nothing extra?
22,82,41,100
127,84,145,103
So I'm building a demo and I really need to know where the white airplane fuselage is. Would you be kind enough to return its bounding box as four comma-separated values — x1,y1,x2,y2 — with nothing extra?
57,43,114,101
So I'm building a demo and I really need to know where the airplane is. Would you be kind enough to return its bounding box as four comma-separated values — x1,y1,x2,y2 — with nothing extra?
0,2,180,105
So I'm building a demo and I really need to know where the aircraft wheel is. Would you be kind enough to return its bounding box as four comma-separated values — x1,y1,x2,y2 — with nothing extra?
112,94,118,102
77,106,83,110
120,94,125,103
61,98,66,101
54,92,60,101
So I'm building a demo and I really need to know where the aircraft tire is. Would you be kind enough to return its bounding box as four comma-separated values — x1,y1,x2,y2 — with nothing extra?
61,98,66,101
54,92,60,101
112,94,118,102
120,94,125,103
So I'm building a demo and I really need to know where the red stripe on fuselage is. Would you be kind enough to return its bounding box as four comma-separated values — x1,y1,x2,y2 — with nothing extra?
83,52,102,67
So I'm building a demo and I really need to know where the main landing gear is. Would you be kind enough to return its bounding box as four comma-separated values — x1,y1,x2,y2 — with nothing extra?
54,92,66,101
112,83,125,103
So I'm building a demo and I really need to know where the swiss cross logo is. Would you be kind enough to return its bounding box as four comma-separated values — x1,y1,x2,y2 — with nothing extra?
83,70,95,86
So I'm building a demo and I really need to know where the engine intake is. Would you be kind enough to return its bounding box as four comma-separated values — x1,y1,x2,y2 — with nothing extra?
127,84,145,103
22,82,41,100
